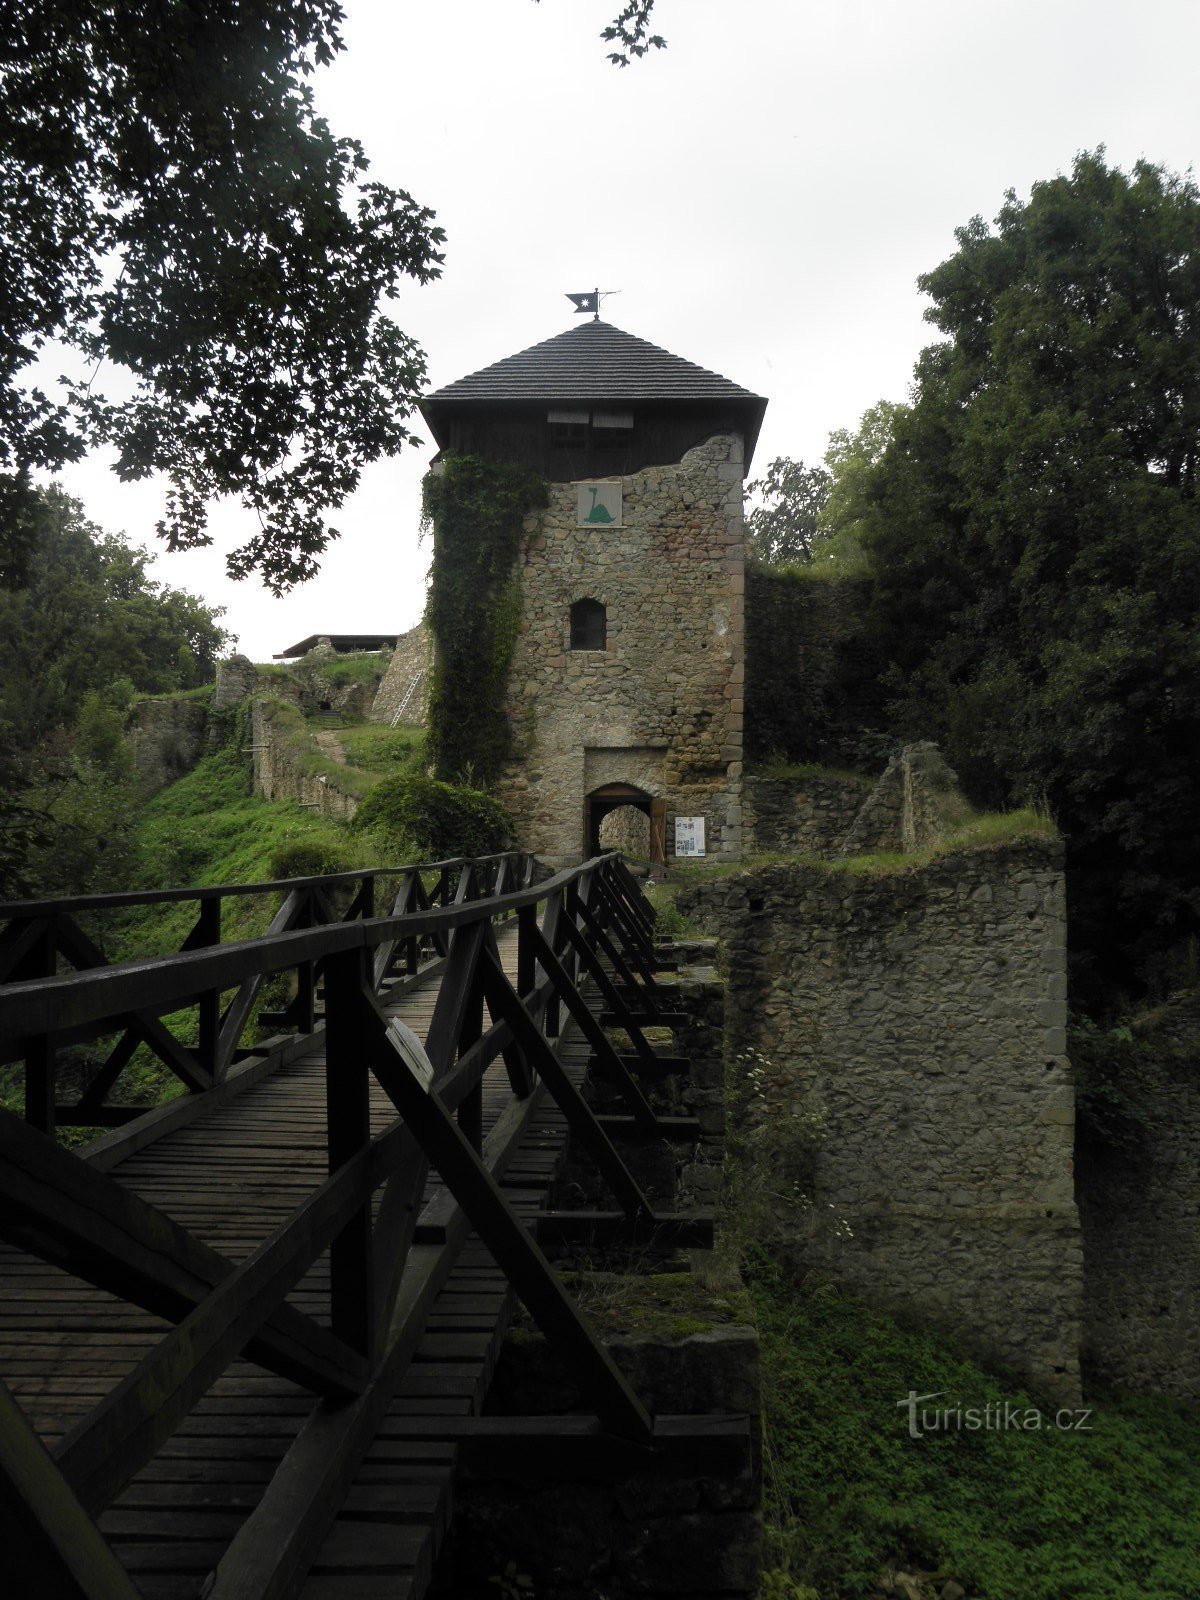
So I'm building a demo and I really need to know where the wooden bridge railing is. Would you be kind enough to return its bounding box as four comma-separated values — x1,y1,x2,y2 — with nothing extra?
0,851,741,1598
0,850,546,1140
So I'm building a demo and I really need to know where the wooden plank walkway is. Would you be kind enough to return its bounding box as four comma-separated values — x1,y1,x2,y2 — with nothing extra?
0,923,587,1599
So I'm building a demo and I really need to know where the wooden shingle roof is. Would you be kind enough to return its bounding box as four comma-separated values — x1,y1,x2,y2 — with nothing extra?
424,320,765,405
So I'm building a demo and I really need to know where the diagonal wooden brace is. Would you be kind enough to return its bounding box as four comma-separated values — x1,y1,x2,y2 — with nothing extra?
357,982,652,1444
531,928,660,1136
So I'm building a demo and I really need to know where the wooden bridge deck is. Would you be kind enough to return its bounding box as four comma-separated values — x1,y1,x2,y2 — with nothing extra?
0,924,583,1599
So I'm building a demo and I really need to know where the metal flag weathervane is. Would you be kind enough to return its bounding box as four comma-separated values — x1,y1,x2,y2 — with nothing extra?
566,288,619,321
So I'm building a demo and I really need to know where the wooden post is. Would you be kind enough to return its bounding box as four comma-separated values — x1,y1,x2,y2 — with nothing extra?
21,922,57,1137
295,890,316,1034
323,948,375,1358
196,896,221,1080
456,965,484,1155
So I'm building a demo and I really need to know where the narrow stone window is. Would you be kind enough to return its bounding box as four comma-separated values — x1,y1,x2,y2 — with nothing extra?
570,598,607,651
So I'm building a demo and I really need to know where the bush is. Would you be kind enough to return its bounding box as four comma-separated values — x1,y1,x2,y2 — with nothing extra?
268,833,357,881
352,774,513,860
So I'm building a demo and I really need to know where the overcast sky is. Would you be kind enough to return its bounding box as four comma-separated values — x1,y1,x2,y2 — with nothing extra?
52,0,1200,661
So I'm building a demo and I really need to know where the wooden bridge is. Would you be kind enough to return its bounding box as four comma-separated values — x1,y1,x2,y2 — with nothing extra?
0,852,746,1597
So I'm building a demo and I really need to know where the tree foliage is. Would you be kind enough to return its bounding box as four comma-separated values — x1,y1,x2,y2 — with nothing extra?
849,151,1200,995
0,2,667,591
745,457,832,567
0,487,228,895
422,454,547,787
0,0,445,590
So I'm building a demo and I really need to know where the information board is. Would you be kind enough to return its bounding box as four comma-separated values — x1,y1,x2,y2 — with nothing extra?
674,816,706,858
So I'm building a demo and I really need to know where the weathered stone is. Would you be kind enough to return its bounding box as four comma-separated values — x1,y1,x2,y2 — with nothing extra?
128,696,208,793
677,837,1083,1401
493,436,746,868
370,619,431,725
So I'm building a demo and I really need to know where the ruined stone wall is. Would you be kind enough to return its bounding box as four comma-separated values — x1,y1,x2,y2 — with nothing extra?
370,621,431,725
250,699,358,822
127,696,210,793
215,651,386,721
1077,990,1200,1400
495,434,745,868
742,770,870,856
677,838,1082,1401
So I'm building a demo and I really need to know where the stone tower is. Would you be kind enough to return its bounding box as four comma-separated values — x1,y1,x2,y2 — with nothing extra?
420,319,767,869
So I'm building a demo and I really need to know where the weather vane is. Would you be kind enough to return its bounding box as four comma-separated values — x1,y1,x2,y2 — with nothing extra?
565,288,620,321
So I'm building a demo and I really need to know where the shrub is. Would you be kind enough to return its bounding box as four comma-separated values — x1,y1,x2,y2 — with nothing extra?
268,833,356,882
352,774,513,860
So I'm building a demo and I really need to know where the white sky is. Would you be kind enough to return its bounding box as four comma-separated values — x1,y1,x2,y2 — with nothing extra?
51,0,1200,662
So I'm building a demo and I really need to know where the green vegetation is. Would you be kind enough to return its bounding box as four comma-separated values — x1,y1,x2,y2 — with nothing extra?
748,759,874,787
258,697,377,801
422,453,548,785
667,809,1056,889
333,722,426,776
352,773,513,860
751,1263,1200,1600
809,152,1200,1003
0,487,228,898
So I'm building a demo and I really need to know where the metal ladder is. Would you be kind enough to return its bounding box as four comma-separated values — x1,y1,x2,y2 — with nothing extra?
390,669,425,727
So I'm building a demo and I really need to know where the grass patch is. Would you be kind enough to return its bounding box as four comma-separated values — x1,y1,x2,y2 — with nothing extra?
134,683,215,705
333,723,426,776
668,808,1057,888
644,878,700,938
312,651,391,687
752,1264,1200,1599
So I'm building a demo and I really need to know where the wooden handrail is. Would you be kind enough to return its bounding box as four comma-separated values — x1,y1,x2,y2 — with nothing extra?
0,855,615,1046
0,850,540,918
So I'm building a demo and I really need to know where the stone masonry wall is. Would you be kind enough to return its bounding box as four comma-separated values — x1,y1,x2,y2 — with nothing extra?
127,696,210,793
677,839,1083,1401
251,699,358,822
370,620,431,725
495,434,745,867
742,771,870,856
1077,989,1200,1399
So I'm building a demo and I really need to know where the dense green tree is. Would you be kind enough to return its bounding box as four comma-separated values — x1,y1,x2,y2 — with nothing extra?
0,487,228,894
745,457,832,567
0,2,665,591
0,487,229,751
851,151,1200,996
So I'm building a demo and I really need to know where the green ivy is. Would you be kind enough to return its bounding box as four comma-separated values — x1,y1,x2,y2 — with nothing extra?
422,453,548,785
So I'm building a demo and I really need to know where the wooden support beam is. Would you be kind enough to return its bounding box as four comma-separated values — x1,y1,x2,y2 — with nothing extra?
206,1042,554,1600
0,1109,368,1413
215,888,305,1081
478,942,651,1221
533,1211,715,1250
575,888,657,1015
387,1413,751,1483
557,904,660,1065
532,929,660,1137
359,982,652,1445
0,1377,142,1600
601,1009,689,1031
589,1052,691,1082
52,916,212,1097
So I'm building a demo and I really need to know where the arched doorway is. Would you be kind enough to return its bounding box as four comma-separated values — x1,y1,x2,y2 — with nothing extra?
585,783,666,875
